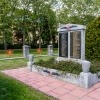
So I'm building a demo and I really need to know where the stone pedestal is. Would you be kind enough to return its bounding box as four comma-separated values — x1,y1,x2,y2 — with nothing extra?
27,62,33,71
48,45,53,56
27,54,34,71
23,45,30,58
82,60,90,73
79,72,93,89
28,54,34,62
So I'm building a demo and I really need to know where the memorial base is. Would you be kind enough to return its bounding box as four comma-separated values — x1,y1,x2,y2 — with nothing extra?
27,61,33,72
56,57,84,64
79,72,93,89
29,65,100,89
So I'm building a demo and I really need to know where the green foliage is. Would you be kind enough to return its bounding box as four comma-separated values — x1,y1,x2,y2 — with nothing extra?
86,16,100,60
89,60,100,73
0,0,57,49
58,0,99,25
35,58,82,75
36,58,100,74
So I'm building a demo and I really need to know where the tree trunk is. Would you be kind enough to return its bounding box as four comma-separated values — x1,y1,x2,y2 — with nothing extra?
23,31,25,45
3,32,7,50
39,34,41,49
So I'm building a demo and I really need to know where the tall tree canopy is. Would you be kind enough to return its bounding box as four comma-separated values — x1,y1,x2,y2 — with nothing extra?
0,0,57,49
0,0,100,49
56,0,100,25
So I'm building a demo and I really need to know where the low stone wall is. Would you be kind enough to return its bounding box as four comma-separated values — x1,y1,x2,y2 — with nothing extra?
32,65,79,84
27,54,100,89
30,65,100,89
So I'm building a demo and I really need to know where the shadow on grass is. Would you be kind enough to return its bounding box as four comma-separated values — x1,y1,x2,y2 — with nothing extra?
0,72,55,100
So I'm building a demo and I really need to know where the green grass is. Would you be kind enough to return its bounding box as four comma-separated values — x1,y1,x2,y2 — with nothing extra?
0,72,55,100
0,48,57,70
0,59,28,70
0,49,57,100
0,56,54,70
0,48,100,100
0,48,100,74
0,48,58,58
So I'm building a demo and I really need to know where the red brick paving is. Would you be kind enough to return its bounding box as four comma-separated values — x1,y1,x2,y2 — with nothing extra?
1,67,100,100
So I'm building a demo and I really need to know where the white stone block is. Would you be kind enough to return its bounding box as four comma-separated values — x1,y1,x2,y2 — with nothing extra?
79,72,93,89
93,74,99,84
27,61,33,71
82,61,90,73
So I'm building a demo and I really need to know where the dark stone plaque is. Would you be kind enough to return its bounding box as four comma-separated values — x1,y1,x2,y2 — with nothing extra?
70,31,81,59
59,33,68,57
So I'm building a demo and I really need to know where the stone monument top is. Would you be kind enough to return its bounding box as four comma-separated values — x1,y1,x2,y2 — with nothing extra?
57,24,86,32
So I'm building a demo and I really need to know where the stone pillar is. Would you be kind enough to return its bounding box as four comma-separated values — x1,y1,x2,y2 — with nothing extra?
23,45,30,58
48,45,53,56
82,60,90,73
27,54,34,71
79,60,93,89
79,72,93,89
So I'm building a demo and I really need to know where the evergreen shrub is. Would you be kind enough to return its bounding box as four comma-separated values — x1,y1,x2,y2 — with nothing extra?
35,58,82,75
86,16,100,60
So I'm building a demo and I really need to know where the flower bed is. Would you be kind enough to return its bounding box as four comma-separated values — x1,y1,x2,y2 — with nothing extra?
27,57,100,89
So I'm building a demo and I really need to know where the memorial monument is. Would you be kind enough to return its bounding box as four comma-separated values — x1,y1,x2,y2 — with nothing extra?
57,24,86,62
28,24,99,89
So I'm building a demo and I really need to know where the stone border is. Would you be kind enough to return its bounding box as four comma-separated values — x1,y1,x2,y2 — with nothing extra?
27,54,100,89
31,65,79,85
29,65,100,89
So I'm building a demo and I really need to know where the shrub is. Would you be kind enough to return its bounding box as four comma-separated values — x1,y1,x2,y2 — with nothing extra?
7,43,23,49
89,60,100,73
35,58,100,75
31,43,38,49
0,43,4,50
86,16,100,60
35,58,82,75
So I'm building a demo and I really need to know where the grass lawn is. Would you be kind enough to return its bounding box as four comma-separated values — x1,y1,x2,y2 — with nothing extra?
0,48,100,100
0,56,54,70
0,72,55,100
0,48,58,58
0,48,57,70
0,48,100,74
0,48,57,100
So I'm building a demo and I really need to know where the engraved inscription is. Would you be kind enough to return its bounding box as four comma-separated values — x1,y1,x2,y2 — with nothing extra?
70,31,81,59
59,33,68,57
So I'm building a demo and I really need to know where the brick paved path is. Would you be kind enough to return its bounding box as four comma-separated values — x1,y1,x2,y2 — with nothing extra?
1,67,100,100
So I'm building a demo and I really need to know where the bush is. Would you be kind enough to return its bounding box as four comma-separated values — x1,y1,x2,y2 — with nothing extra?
86,16,100,60
53,42,58,48
31,43,38,49
35,58,100,75
35,58,82,75
0,43,4,50
7,43,23,49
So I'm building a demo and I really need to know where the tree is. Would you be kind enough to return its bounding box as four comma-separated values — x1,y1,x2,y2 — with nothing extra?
15,0,32,45
0,0,17,49
0,0,57,49
86,16,100,60
30,0,57,48
57,0,100,25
